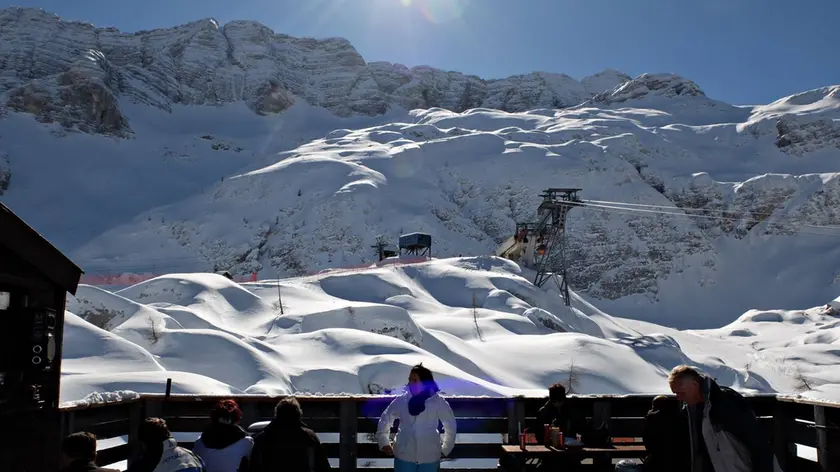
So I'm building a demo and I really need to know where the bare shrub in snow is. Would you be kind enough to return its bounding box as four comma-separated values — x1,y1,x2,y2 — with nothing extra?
472,293,483,341
792,364,813,392
146,317,160,344
566,358,579,394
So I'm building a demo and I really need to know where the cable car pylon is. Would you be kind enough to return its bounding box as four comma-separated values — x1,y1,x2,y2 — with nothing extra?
495,188,583,306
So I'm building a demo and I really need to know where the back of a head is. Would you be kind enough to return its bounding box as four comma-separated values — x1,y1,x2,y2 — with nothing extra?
139,417,171,446
410,363,440,393
548,382,567,403
651,395,681,413
651,395,668,409
211,399,243,425
63,432,97,462
274,397,303,426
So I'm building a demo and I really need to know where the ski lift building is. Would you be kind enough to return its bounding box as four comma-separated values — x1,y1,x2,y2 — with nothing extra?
398,232,432,257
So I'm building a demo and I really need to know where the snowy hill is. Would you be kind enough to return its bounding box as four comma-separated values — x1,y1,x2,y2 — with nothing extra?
61,257,840,404
60,80,840,328
1,8,839,329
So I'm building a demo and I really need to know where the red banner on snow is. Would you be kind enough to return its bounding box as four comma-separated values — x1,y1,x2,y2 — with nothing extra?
80,257,432,286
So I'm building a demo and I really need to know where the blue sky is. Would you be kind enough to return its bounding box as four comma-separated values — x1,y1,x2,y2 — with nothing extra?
3,0,837,104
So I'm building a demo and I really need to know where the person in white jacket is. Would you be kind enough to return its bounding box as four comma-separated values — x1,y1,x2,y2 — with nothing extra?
192,400,254,472
377,364,457,472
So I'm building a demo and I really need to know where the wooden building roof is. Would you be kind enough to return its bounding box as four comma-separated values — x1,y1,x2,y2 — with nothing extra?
0,201,83,294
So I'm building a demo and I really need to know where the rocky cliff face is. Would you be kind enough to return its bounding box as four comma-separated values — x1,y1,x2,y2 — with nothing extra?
592,73,705,105
739,86,840,156
0,151,10,195
0,7,630,135
4,49,130,137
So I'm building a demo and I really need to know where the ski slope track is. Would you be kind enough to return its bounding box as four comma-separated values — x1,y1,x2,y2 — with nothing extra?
62,259,840,405
0,8,839,403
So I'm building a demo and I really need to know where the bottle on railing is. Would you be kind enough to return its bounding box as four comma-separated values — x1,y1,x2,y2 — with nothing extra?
549,427,560,448
519,428,528,451
543,424,551,446
558,431,565,449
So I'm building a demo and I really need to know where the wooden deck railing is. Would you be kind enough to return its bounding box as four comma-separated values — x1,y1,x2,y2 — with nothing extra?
59,393,839,472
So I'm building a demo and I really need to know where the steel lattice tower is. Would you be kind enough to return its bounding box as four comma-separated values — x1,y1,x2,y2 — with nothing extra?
495,188,583,305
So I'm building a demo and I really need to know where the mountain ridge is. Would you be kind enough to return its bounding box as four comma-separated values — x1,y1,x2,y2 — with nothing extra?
0,6,631,134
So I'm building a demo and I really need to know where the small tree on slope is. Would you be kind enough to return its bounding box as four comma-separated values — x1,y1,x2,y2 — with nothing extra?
146,317,160,345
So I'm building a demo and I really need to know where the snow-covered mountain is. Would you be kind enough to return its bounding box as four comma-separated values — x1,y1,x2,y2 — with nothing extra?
0,6,629,133
61,258,840,405
1,8,839,329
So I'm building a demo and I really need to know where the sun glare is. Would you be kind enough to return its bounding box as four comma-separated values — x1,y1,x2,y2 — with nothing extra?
398,0,471,24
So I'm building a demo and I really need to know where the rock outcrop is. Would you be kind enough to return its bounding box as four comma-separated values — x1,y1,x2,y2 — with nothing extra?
0,152,9,195
5,49,130,136
741,86,840,155
592,73,705,105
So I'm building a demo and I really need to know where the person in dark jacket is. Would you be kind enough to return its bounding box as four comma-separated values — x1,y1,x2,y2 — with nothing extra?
498,382,587,472
668,365,782,472
127,417,205,472
248,396,331,472
193,399,254,472
535,383,587,471
534,382,588,444
641,395,690,472
61,432,121,472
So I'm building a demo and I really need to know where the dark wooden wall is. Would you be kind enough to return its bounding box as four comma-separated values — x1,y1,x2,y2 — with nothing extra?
0,246,69,472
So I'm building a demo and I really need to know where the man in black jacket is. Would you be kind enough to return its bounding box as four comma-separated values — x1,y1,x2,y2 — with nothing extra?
534,383,588,472
249,397,332,472
641,395,690,472
668,365,781,472
534,382,588,444
61,432,121,472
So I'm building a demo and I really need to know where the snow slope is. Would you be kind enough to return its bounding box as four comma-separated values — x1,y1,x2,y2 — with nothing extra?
62,256,840,404
40,77,838,328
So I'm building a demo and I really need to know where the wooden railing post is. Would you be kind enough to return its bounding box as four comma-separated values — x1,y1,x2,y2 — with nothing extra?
339,399,358,472
64,410,76,435
59,409,74,466
127,399,143,467
815,405,838,472
240,401,259,429
592,399,611,430
144,397,162,419
507,396,525,444
592,400,612,470
772,399,795,472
